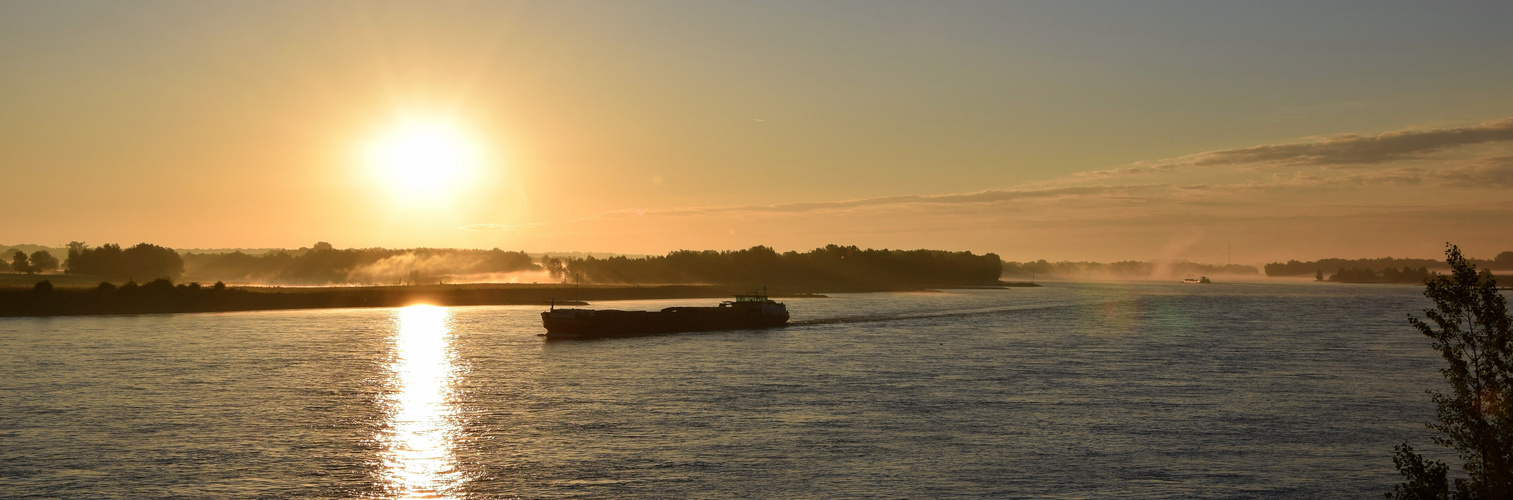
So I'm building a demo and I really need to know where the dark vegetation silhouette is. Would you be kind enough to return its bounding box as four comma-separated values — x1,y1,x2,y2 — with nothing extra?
28,250,59,274
35,240,1002,289
560,245,1002,289
8,250,59,274
1268,253,1512,277
1328,266,1434,284
1388,244,1513,499
179,242,538,285
541,255,567,282
2,243,1007,317
1002,259,1257,277
66,242,183,281
0,277,730,317
10,250,28,273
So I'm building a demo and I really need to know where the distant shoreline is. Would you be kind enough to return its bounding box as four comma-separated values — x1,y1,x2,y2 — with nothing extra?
0,282,990,318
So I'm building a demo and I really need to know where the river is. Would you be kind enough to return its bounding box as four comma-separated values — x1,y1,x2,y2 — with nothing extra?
0,281,1450,498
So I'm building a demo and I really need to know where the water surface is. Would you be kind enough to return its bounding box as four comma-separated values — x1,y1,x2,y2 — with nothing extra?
0,282,1450,498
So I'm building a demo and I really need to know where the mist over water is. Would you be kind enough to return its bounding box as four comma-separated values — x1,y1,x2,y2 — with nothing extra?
0,282,1448,497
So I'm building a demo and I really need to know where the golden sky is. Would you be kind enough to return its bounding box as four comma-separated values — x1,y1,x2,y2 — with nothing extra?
2,1,1511,263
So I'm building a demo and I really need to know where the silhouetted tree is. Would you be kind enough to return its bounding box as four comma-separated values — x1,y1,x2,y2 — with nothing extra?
31,280,52,295
142,278,174,293
11,250,29,273
65,241,87,270
1316,270,1324,281
543,255,566,281
65,242,182,281
1496,251,1513,270
559,245,1001,288
28,250,58,274
179,245,540,285
1389,244,1513,499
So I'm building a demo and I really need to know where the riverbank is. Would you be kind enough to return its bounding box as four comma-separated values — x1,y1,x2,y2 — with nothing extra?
0,282,973,318
0,283,739,318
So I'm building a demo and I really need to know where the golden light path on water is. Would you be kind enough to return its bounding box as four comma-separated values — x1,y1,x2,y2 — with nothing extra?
382,305,463,498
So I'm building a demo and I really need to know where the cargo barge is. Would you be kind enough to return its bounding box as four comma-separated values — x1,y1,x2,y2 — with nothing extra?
541,292,789,340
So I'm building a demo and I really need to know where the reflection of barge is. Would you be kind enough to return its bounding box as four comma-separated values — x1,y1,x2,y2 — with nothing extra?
541,292,789,340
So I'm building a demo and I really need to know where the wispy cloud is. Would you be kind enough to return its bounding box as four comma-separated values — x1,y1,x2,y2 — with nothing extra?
1235,168,1428,189
587,185,1167,219
549,118,1512,262
1082,118,1513,177
1438,155,1513,188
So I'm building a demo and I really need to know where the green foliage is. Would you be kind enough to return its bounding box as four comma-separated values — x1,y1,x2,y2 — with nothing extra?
542,255,566,282
1267,254,1508,277
1002,259,1257,277
1330,266,1433,284
1496,252,1513,270
1390,444,1452,500
562,245,1002,289
1390,244,1513,500
141,278,174,293
28,250,59,273
11,250,30,273
65,242,183,281
179,244,539,285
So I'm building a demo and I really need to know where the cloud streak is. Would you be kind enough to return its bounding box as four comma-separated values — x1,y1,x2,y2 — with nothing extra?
1084,118,1513,177
1439,155,1513,188
588,185,1167,219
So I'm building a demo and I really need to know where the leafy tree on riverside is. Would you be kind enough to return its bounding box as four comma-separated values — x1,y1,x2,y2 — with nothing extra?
542,255,566,282
562,245,1002,289
1388,244,1513,499
1497,251,1513,270
65,242,183,282
178,244,539,285
10,250,29,273
28,250,59,274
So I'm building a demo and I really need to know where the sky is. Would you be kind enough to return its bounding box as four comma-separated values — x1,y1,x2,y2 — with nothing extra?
2,0,1511,263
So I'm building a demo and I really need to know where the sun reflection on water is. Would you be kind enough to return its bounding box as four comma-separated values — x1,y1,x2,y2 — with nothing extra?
382,305,462,498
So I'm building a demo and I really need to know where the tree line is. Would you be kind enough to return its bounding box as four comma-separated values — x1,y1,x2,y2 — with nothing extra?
7,249,60,274
31,241,542,285
65,242,184,281
180,242,539,285
1266,252,1512,277
1001,259,1259,277
1324,266,1434,284
551,245,1003,289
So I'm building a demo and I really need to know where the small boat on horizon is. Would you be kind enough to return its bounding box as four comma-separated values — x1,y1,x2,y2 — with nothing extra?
1182,276,1212,284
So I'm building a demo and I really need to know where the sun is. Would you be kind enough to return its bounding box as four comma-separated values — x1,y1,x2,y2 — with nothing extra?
365,120,481,201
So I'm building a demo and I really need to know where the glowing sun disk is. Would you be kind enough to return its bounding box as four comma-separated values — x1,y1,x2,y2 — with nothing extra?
367,121,480,199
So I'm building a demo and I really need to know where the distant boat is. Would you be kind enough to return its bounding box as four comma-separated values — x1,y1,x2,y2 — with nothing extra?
1182,276,1212,284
